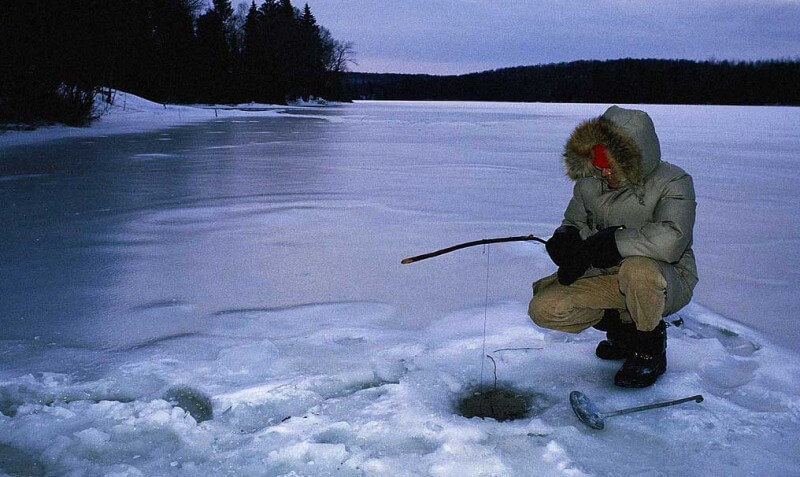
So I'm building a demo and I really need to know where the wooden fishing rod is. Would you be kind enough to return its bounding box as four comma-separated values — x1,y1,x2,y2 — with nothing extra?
401,234,547,264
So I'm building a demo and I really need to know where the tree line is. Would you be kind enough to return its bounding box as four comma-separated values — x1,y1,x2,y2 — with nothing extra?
346,58,800,106
0,0,354,126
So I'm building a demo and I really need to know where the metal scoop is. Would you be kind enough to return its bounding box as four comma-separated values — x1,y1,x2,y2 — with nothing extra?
570,391,704,430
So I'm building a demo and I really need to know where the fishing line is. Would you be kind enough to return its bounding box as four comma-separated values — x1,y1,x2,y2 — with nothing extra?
479,243,491,391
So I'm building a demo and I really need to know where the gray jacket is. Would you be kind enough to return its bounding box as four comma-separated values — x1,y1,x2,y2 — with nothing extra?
559,106,698,291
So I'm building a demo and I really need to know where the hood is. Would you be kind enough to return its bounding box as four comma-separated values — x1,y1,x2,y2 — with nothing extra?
562,106,661,186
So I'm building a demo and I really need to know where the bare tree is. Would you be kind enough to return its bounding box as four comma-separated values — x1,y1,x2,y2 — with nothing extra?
331,39,356,73
319,27,356,73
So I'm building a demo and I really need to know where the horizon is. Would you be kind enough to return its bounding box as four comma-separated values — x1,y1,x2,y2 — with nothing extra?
302,0,800,75
346,55,800,77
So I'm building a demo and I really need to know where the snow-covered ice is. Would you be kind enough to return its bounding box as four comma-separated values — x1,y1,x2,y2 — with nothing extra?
1,96,799,475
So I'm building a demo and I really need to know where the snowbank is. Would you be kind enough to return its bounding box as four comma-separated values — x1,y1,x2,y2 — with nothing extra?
0,90,310,149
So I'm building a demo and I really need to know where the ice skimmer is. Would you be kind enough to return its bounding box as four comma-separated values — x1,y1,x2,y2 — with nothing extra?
570,391,704,430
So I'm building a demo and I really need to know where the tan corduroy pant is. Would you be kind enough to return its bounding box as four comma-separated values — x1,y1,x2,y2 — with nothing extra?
528,256,692,333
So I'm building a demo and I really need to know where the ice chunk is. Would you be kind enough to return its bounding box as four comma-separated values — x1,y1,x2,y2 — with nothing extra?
74,428,111,447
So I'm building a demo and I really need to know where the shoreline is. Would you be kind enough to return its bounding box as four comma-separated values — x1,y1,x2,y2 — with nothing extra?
0,91,330,150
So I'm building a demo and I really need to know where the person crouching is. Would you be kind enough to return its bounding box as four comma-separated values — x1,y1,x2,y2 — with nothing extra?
528,106,698,388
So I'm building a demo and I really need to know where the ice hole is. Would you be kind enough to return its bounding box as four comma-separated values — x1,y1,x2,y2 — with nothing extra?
455,385,552,421
163,386,214,423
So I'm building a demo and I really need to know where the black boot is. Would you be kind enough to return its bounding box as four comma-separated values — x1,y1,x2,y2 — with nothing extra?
614,320,667,388
592,310,633,360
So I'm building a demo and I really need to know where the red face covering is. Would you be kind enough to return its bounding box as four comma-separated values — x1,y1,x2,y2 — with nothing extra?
592,144,610,169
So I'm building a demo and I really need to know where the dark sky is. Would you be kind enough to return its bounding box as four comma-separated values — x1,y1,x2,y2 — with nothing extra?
303,0,800,75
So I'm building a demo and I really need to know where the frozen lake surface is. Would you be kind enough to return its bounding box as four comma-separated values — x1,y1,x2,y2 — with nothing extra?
1,101,799,475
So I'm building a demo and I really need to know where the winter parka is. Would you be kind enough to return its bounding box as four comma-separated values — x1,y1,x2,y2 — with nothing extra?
558,105,698,293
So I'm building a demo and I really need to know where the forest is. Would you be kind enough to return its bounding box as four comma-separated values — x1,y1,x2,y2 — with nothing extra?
4,1,798,129
346,58,800,106
0,0,354,125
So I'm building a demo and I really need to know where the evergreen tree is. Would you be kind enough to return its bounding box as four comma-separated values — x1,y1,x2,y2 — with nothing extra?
149,0,201,102
252,0,298,102
197,0,233,102
276,0,300,100
213,0,234,23
242,2,266,100
297,4,323,99
212,0,236,55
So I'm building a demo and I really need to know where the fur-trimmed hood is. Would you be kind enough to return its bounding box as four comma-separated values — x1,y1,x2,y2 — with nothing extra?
562,106,661,186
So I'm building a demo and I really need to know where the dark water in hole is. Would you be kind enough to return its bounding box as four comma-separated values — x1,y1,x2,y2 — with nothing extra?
456,385,554,421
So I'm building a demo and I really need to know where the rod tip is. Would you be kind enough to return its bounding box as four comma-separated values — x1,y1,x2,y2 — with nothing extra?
401,258,413,264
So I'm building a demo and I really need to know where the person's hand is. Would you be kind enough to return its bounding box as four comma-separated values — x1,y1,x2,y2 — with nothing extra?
585,226,623,268
545,225,582,267
557,244,590,285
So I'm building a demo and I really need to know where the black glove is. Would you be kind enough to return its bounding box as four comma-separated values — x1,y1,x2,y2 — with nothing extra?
545,225,582,267
557,242,590,286
585,226,623,268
